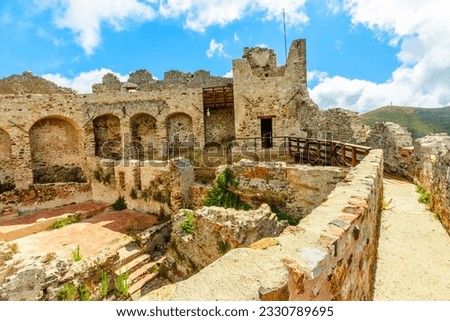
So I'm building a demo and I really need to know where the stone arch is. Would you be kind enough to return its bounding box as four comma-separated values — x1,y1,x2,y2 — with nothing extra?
166,112,194,158
29,116,86,184
0,128,15,193
129,113,158,160
93,114,122,159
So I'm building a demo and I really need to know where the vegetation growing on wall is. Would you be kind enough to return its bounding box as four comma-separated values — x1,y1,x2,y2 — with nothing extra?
204,168,250,210
269,204,300,226
92,165,112,185
180,210,195,235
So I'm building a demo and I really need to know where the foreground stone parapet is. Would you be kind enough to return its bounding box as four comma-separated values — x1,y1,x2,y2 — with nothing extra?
142,149,383,301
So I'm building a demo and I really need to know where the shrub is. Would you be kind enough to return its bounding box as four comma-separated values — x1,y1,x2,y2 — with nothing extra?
204,168,250,210
51,214,80,229
72,245,82,262
180,210,195,235
112,195,127,211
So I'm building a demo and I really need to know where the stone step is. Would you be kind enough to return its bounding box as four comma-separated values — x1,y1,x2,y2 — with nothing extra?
114,242,143,269
128,261,158,284
114,253,151,276
129,272,158,300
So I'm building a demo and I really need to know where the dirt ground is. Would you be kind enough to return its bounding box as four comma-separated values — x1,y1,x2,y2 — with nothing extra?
373,176,450,300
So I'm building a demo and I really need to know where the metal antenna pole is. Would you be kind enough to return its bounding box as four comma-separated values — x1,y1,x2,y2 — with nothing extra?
283,8,287,61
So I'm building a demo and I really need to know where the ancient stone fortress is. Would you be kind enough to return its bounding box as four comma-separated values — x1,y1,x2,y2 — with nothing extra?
0,39,448,301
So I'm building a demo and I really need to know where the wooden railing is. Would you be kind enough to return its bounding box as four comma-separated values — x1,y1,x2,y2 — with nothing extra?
287,137,371,167
231,136,371,167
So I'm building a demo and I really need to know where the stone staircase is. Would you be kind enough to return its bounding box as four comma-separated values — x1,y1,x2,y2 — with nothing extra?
113,242,165,300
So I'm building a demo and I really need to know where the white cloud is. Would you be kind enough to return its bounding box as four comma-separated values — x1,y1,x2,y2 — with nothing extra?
233,32,240,42
32,0,310,54
159,0,309,32
206,39,229,58
36,0,156,55
42,68,128,93
310,0,450,112
255,43,268,48
223,70,233,78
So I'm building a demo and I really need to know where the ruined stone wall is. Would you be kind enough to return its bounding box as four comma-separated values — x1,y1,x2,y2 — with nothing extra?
90,158,194,214
233,40,308,140
365,122,413,176
0,129,14,193
226,160,348,220
431,150,450,233
0,88,204,198
92,69,232,93
0,72,75,94
142,149,383,301
204,107,235,143
167,205,287,280
0,183,92,215
411,134,450,233
296,103,370,144
233,40,307,138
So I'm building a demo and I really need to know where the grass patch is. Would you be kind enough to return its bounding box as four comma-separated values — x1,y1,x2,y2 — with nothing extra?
115,271,130,297
416,184,431,206
101,271,109,297
150,264,160,274
112,195,127,211
140,190,149,201
51,213,80,229
8,243,19,254
43,252,56,264
382,198,394,211
58,283,77,301
78,283,91,301
180,210,195,235
217,240,231,254
204,168,251,210
130,188,138,200
269,204,300,226
4,252,13,261
72,245,82,262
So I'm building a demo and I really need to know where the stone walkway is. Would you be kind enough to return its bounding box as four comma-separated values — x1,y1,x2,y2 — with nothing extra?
373,175,450,300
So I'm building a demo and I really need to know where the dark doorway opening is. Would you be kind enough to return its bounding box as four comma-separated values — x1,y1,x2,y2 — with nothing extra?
260,118,273,148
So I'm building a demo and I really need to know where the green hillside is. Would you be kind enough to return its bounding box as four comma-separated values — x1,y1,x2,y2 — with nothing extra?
360,106,450,139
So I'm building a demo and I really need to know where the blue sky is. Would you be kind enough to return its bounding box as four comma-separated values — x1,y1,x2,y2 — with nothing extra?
1,0,449,113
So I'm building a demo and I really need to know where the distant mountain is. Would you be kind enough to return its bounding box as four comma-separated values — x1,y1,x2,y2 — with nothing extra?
360,105,450,139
